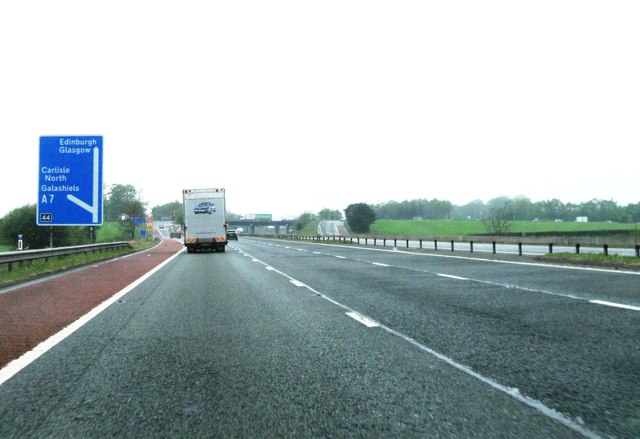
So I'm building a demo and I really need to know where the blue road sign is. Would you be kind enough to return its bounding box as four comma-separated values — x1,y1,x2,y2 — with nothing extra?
38,136,104,226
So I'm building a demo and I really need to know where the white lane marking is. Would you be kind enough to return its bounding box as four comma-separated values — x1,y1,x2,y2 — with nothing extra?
346,312,380,328
590,300,640,311
255,238,640,276
437,273,469,281
290,280,306,287
242,239,639,311
265,266,275,271
237,247,602,439
0,247,186,388
312,252,322,255
335,256,347,259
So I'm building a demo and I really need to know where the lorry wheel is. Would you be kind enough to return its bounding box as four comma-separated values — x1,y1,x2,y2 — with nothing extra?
219,246,226,253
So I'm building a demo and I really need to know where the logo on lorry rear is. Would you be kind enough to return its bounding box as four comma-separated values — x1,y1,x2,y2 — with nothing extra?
194,202,215,214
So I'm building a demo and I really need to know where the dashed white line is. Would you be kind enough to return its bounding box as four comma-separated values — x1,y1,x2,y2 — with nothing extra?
437,273,469,281
346,312,380,328
590,300,640,311
239,240,640,313
236,246,603,438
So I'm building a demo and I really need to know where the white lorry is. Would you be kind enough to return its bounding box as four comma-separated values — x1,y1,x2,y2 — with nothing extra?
182,188,228,253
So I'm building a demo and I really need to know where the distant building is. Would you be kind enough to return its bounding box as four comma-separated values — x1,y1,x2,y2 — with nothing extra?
576,216,589,223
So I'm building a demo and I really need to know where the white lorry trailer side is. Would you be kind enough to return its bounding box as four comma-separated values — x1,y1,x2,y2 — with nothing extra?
182,188,227,253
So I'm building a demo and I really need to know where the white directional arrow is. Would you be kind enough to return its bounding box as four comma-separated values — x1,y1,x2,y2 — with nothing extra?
67,146,100,223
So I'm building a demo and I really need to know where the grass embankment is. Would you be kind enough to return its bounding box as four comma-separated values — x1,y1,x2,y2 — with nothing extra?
0,221,158,286
0,239,158,286
536,253,640,270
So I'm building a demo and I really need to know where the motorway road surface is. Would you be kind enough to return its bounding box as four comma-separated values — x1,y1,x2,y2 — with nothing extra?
317,221,349,236
0,237,638,438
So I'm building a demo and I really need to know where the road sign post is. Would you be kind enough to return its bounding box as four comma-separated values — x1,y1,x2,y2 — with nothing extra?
38,136,103,226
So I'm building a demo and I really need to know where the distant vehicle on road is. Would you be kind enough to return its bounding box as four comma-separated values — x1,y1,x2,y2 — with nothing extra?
183,189,227,253
227,229,238,241
194,202,215,215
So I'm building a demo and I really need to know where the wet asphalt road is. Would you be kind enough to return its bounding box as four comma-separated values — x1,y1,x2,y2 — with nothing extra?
0,237,638,438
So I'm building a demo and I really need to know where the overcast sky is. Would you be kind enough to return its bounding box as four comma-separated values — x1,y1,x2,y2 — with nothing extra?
1,1,638,220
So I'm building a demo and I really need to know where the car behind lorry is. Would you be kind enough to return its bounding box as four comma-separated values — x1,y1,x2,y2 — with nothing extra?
183,188,228,253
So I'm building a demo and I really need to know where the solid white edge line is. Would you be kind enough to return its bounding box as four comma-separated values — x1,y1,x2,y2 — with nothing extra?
590,300,640,311
290,280,306,287
371,262,390,267
0,247,186,388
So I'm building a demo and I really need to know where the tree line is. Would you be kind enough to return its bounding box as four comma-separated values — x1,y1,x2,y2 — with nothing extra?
0,184,147,249
374,196,640,223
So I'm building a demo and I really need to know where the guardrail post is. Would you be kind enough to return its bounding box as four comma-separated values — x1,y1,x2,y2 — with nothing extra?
518,242,523,256
383,239,386,247
365,238,368,245
450,240,454,251
406,239,410,248
492,241,496,254
470,241,474,253
636,245,639,258
434,240,438,251
575,244,580,254
548,243,553,254
603,244,609,256
419,239,422,249
374,238,377,246
394,239,397,247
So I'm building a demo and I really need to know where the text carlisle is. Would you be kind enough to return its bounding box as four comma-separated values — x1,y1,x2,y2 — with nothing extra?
41,166,70,174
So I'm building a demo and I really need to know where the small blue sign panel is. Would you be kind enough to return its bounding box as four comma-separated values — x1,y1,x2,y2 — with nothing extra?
38,136,104,226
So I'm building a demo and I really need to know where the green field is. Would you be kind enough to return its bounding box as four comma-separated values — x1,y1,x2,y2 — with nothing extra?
369,219,638,237
293,219,638,238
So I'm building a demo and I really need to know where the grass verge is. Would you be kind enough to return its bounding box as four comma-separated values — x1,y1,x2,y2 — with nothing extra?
535,253,640,271
0,239,159,287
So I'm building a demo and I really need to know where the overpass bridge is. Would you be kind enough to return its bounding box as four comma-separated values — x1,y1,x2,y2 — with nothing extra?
227,219,293,235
